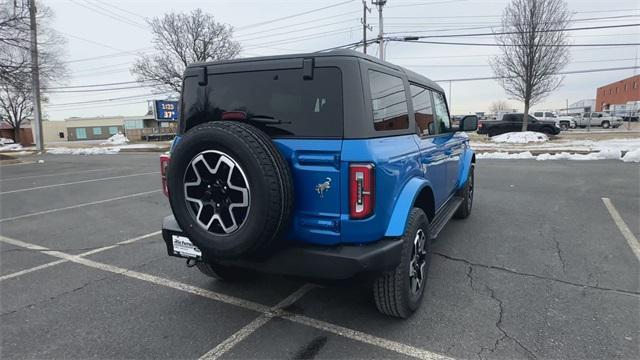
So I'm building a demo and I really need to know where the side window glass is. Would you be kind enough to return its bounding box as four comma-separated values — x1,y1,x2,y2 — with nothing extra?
410,84,435,136
368,70,409,131
432,91,451,133
534,112,542,117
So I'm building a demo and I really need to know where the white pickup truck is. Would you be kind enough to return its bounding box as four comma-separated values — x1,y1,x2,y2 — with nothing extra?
572,112,624,129
533,111,576,130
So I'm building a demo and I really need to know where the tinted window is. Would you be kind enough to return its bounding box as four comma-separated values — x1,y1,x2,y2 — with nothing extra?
545,112,555,118
432,91,451,133
410,84,435,136
368,70,409,131
534,112,543,117
183,68,343,137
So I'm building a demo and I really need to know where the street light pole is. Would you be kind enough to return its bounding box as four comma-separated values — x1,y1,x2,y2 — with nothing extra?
29,0,44,152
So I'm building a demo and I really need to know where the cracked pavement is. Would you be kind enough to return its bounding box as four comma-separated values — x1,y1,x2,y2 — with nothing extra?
1,154,639,359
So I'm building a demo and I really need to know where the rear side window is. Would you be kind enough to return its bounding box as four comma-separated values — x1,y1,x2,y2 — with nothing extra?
368,70,409,131
182,67,343,137
410,84,435,136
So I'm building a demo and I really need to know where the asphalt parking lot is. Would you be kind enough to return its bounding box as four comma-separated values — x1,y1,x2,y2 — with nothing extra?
1,154,638,360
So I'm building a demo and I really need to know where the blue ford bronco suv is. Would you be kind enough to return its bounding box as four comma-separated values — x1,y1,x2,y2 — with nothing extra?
161,50,477,318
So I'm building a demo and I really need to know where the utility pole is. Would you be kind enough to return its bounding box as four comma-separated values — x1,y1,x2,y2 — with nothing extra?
361,0,372,54
372,0,386,60
29,0,44,152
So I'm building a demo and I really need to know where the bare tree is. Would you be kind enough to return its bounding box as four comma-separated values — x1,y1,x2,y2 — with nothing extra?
490,0,571,131
0,1,30,83
131,9,241,95
489,100,512,113
0,1,67,143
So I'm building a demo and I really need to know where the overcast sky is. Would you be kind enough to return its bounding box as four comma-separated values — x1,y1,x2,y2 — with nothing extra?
45,0,640,119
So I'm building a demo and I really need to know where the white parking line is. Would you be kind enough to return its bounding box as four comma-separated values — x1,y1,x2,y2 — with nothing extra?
0,161,36,167
199,284,317,360
602,197,640,261
0,231,162,282
283,313,451,360
0,167,126,182
0,171,159,195
0,189,161,223
0,235,451,360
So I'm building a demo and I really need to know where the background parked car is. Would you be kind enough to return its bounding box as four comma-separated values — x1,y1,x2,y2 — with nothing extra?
573,112,623,128
477,113,561,137
533,111,576,130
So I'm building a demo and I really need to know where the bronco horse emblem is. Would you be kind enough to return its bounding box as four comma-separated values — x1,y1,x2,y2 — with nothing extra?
315,177,332,198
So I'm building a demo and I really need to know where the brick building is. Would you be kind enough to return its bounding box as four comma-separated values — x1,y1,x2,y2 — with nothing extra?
595,74,640,111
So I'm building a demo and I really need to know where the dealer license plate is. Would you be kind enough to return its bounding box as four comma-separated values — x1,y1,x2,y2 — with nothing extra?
172,235,202,259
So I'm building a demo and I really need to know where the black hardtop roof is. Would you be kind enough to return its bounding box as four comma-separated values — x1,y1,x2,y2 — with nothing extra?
189,49,444,93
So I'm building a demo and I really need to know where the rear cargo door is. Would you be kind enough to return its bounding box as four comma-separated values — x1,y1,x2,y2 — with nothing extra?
274,139,343,246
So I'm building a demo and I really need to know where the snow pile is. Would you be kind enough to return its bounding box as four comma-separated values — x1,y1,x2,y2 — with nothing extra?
47,147,121,155
478,148,630,161
535,149,621,161
477,151,535,160
0,137,15,145
100,133,129,145
491,132,548,144
0,143,23,151
621,149,640,163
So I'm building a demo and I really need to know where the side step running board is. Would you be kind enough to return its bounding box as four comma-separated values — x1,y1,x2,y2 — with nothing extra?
428,196,463,240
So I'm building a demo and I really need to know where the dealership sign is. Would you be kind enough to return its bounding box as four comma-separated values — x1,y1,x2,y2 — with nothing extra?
154,100,179,121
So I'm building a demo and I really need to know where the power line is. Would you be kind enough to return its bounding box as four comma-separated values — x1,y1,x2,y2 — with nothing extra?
47,93,171,107
61,48,154,64
396,23,640,40
433,66,640,82
237,19,358,43
236,0,354,30
387,0,468,9
92,0,146,21
48,80,156,90
397,39,640,47
48,85,155,93
67,0,146,30
244,27,358,49
399,57,639,68
380,14,640,34
236,12,360,36
58,30,127,53
84,0,144,25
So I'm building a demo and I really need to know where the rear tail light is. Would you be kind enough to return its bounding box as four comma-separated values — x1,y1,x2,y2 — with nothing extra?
349,163,375,219
160,154,170,197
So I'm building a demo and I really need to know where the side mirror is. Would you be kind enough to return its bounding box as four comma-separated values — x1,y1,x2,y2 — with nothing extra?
459,115,478,132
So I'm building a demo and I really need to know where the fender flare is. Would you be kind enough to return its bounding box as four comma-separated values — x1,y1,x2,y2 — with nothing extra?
456,148,475,189
384,177,433,237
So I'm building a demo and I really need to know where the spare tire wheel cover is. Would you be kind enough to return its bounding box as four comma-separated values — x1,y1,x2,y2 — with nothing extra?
167,122,292,259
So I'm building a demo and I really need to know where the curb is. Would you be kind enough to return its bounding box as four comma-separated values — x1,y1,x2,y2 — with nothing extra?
474,149,629,156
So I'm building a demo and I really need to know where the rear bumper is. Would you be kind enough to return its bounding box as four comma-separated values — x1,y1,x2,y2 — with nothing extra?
162,215,402,280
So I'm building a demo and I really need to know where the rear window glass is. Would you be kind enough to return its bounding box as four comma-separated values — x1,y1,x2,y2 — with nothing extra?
368,70,409,131
182,67,343,137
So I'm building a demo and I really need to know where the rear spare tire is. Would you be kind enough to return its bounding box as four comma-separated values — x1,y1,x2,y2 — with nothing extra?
167,121,293,259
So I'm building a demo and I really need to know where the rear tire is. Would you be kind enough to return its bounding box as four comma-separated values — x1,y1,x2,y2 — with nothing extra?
373,208,431,318
454,164,474,219
601,121,610,129
196,261,255,281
